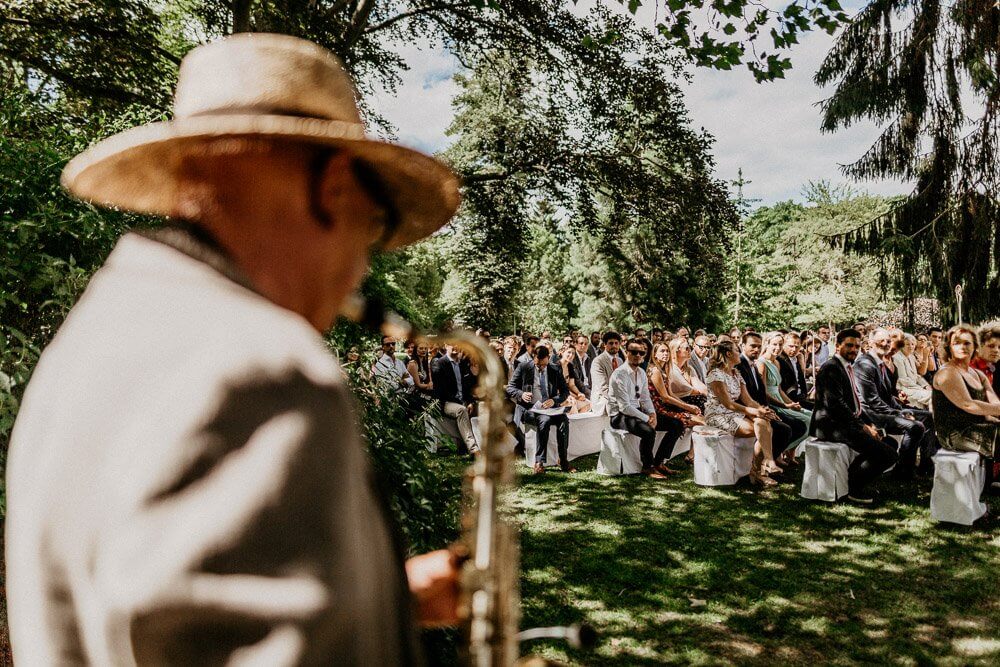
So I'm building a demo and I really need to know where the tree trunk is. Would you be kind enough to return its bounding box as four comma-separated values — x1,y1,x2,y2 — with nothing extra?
233,0,252,33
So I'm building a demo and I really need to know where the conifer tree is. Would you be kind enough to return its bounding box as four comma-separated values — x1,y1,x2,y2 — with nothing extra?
815,1,1000,324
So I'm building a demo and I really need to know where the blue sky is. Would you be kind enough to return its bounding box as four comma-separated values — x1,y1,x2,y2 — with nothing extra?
367,3,911,206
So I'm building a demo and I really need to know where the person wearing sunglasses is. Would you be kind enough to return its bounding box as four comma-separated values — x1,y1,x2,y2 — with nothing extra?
608,342,679,479
690,335,712,385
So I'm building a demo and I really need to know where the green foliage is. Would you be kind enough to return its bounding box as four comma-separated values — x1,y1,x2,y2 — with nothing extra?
628,0,851,81
815,1,1000,323
442,25,737,332
564,231,625,332
342,363,462,556
728,183,898,330
514,202,575,333
0,85,156,454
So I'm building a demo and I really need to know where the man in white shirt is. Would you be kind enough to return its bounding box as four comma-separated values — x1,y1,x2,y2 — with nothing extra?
372,335,414,393
815,325,833,367
609,340,673,479
589,331,623,415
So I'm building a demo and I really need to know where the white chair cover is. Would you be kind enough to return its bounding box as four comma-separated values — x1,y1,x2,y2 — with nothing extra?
799,438,852,502
733,435,756,478
523,421,559,467
523,412,611,467
567,412,610,458
470,416,517,455
931,450,987,526
692,426,754,486
597,428,643,476
669,429,693,460
424,413,462,453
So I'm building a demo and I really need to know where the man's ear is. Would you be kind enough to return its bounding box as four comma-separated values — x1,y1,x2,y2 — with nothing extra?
312,151,354,229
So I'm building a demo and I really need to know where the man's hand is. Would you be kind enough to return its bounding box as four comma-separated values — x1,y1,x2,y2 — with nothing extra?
406,550,461,628
541,398,555,409
863,424,880,439
786,401,802,410
521,391,533,403
648,412,657,428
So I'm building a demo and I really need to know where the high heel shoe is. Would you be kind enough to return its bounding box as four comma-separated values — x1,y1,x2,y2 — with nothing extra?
750,451,778,487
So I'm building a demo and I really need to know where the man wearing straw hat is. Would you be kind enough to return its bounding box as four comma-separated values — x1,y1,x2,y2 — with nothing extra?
6,34,461,665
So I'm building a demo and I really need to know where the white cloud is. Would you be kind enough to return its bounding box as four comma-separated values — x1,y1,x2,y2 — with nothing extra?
366,4,912,205
367,42,460,154
680,28,911,205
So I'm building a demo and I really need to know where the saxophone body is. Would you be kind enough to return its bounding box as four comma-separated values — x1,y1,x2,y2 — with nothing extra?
446,331,521,667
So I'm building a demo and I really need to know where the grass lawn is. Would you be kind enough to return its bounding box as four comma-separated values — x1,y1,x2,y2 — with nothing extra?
504,455,999,666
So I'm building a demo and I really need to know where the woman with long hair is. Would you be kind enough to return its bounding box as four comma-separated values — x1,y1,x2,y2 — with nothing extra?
668,337,708,412
648,342,705,463
502,335,521,378
557,345,592,413
931,325,1000,493
704,340,782,486
406,340,434,397
757,332,812,453
894,333,932,409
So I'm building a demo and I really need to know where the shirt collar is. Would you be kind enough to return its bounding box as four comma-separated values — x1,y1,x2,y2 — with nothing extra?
138,223,256,293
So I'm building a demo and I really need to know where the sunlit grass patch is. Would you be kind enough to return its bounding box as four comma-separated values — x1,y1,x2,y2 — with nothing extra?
512,453,999,665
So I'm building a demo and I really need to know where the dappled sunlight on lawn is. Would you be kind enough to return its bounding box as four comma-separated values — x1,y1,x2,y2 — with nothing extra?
510,454,999,665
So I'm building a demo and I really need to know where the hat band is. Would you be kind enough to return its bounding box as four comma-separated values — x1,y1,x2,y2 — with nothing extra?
184,106,363,128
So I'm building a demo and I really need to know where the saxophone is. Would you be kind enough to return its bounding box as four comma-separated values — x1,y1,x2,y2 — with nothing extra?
345,297,594,666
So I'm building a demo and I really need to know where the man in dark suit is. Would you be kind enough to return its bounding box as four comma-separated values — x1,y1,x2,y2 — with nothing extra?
506,346,572,474
811,329,898,504
431,344,480,455
737,332,798,460
853,328,936,479
778,332,813,409
572,334,593,396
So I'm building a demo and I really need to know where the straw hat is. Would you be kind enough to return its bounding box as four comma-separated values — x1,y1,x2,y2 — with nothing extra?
61,33,460,250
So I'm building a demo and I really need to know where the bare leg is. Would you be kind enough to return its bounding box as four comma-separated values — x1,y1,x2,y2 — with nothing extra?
753,418,776,468
738,418,777,486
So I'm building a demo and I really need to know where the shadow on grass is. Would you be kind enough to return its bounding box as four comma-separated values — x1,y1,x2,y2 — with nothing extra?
510,455,999,666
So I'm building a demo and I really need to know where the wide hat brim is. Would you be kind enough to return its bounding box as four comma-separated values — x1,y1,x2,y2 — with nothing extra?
61,114,461,250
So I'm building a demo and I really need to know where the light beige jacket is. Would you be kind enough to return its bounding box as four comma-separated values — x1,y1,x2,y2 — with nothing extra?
5,232,417,665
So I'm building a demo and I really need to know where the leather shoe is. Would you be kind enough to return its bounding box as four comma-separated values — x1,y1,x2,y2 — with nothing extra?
655,463,680,476
560,462,578,473
641,466,669,480
532,463,546,475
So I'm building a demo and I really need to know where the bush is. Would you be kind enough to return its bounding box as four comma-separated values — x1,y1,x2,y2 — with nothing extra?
339,355,463,556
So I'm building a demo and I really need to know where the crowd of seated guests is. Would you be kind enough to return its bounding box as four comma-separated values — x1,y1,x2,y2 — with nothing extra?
349,319,999,509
